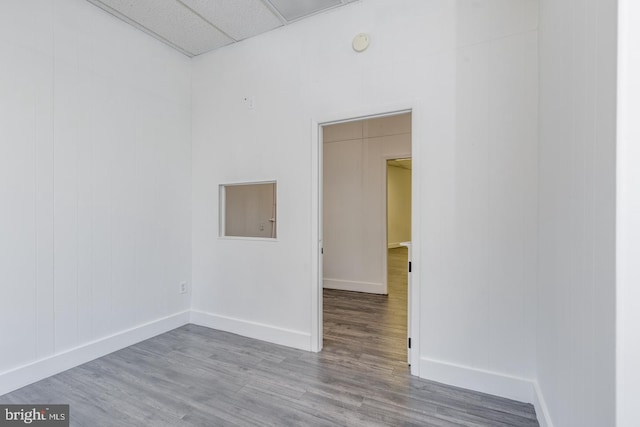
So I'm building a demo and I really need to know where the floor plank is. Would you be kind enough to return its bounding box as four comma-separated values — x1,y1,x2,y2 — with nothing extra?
0,248,539,426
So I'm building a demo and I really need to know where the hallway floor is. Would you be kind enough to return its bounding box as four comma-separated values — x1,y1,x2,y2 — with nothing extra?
323,247,409,364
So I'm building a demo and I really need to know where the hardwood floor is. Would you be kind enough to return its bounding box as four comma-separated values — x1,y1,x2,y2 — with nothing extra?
322,247,539,426
0,248,539,426
323,247,409,365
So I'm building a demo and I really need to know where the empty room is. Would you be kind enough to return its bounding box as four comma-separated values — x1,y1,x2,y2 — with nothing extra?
1,1,639,426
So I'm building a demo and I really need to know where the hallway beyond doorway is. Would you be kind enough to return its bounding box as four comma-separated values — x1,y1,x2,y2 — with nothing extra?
323,247,409,364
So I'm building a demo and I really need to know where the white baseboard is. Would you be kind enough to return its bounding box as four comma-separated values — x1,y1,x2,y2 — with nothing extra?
532,381,554,427
0,312,553,427
419,357,554,426
323,278,386,294
0,311,190,397
190,310,311,351
419,357,535,408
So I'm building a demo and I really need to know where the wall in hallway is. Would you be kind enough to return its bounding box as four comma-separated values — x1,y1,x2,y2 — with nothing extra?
537,0,617,425
323,114,411,294
387,164,412,248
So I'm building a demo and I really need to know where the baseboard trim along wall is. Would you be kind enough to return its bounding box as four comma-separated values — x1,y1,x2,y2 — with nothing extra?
323,278,386,294
532,381,554,427
0,311,190,396
189,310,311,351
0,312,554,427
419,357,553,427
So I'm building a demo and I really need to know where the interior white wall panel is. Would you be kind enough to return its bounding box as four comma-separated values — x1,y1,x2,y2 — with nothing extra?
537,0,618,425
0,0,191,378
617,1,640,426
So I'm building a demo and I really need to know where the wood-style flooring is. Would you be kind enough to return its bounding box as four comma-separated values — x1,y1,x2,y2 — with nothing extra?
323,247,409,364
0,248,539,426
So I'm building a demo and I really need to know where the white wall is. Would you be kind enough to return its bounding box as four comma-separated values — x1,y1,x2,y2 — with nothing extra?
617,1,640,426
192,0,538,403
0,0,192,394
387,164,411,248
537,0,617,425
323,115,411,294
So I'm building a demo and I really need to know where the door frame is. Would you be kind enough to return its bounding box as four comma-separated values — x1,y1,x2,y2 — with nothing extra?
310,104,422,377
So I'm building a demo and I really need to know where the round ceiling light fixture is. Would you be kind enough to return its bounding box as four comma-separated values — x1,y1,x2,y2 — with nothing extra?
352,33,370,52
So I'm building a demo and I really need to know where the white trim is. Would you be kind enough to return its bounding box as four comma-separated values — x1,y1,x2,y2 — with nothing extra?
189,310,311,351
323,278,386,294
419,357,535,405
310,119,323,353
532,381,554,427
0,311,190,396
219,179,278,186
314,107,412,127
420,358,554,426
219,180,278,239
408,103,422,376
217,236,279,243
419,357,555,426
617,2,640,427
0,311,553,427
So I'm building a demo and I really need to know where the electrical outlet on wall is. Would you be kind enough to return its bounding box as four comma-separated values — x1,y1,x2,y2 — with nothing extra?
179,281,188,294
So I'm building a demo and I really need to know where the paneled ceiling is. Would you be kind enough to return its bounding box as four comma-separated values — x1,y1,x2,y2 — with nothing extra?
86,0,358,57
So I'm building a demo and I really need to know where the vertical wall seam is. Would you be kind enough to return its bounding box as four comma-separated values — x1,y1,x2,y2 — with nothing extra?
51,0,57,356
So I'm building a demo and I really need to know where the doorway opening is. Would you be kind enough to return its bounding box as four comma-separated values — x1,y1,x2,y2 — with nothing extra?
387,158,412,364
320,112,413,367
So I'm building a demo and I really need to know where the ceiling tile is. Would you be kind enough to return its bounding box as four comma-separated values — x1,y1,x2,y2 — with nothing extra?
266,0,343,22
90,0,233,56
87,0,359,56
179,0,283,41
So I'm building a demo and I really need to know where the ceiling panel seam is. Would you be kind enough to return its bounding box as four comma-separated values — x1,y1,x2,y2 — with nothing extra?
259,0,289,24
86,0,195,56
263,0,356,24
175,0,238,42
85,0,361,57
